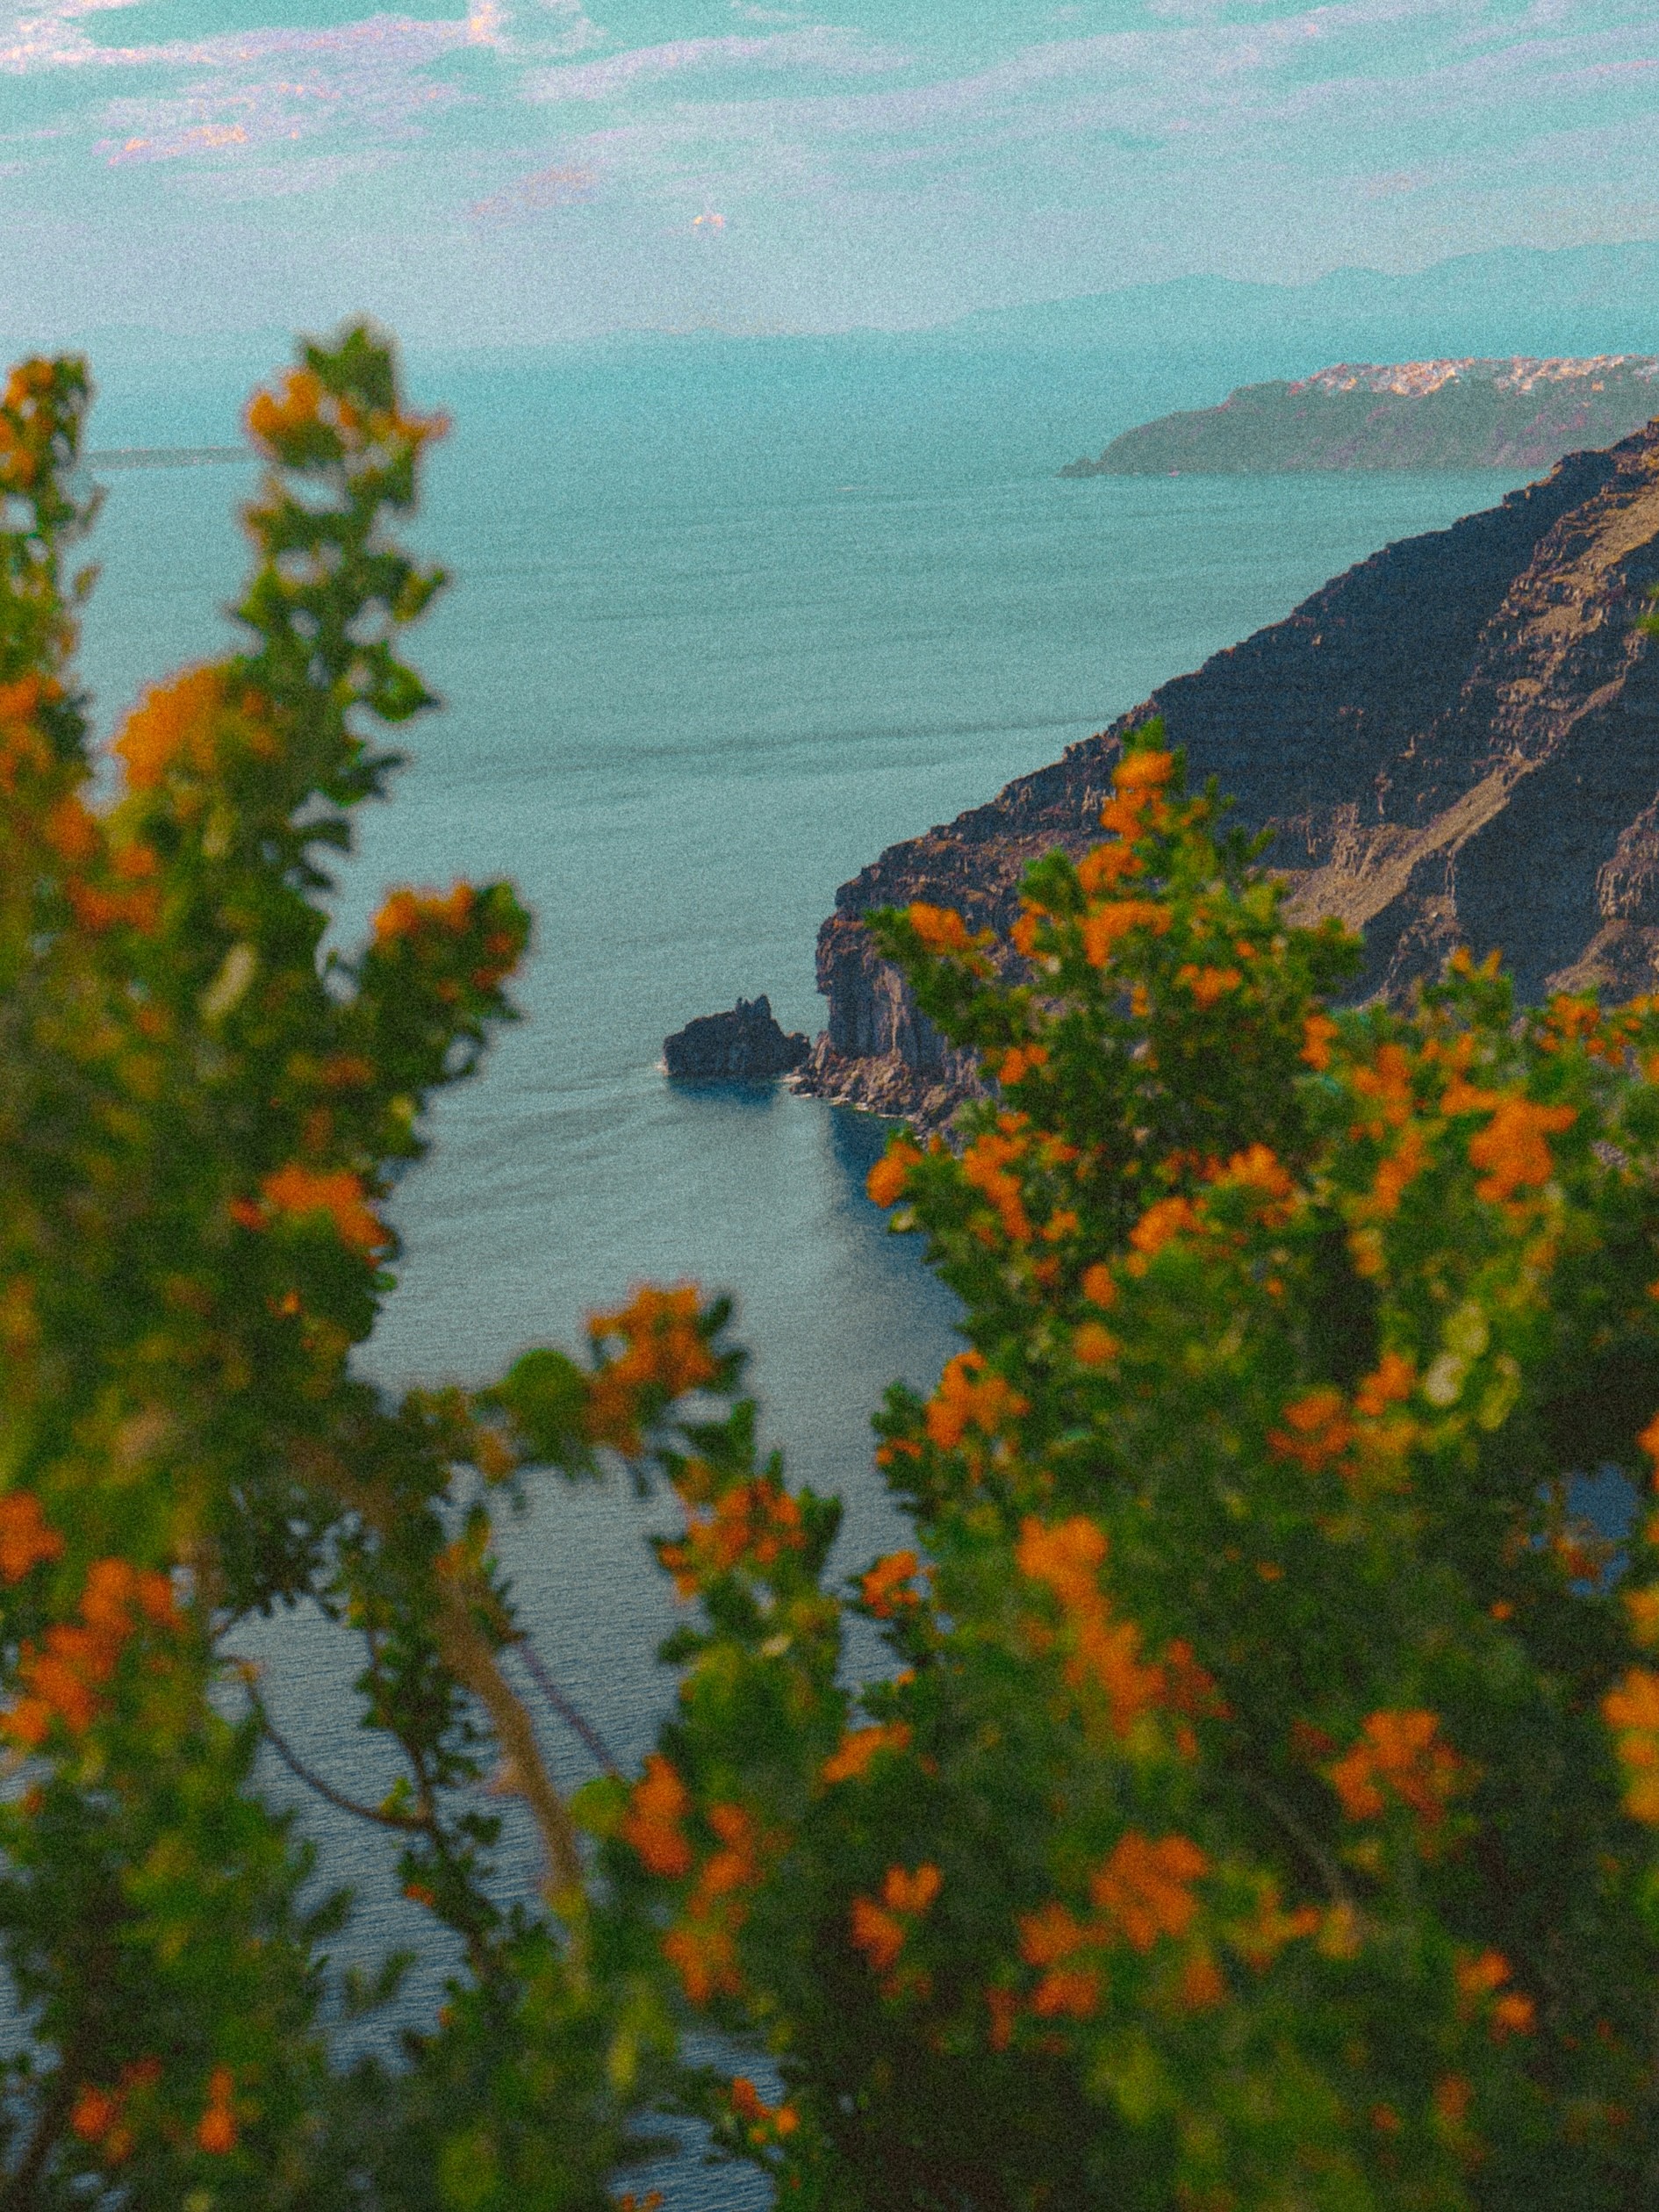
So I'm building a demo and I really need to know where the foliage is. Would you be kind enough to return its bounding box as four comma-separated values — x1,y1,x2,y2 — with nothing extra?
606,735,1659,2208
0,330,695,2208
8,324,1659,2212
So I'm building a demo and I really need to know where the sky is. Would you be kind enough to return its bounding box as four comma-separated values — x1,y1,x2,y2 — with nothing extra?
3,0,1659,352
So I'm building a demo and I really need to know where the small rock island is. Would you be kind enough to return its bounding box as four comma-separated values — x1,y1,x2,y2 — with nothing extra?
1062,356,1659,477
664,996,809,1081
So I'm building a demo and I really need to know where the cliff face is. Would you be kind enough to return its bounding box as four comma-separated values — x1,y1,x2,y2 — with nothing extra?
1063,356,1659,477
798,425,1659,1125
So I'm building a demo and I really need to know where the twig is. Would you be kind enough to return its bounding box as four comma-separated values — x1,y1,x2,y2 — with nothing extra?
512,1641,620,1775
434,1578,585,1902
1236,1768,1358,1913
227,1661,428,1835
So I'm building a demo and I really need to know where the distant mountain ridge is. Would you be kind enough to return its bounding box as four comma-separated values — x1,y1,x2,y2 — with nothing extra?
933,243,1659,363
795,421,1659,1127
1062,356,1659,477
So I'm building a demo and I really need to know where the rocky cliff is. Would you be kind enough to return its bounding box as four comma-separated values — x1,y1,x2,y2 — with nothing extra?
1062,356,1659,477
797,422,1659,1126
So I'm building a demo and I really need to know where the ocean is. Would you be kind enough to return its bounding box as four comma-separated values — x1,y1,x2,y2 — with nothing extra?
71,334,1534,2202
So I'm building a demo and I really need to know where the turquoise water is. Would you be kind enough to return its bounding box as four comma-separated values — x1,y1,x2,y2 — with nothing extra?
71,341,1533,2200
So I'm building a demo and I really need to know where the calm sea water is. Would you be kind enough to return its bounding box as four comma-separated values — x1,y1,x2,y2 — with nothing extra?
72,340,1533,2201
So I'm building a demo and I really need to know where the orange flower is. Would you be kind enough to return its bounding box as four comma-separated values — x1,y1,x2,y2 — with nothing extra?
43,794,98,865
1089,1832,1208,1952
246,366,324,445
1081,1262,1117,1308
1603,1666,1659,1821
1466,1095,1576,1204
1301,1013,1339,1071
1361,1123,1430,1220
622,1754,694,1878
1073,1321,1118,1368
1176,963,1242,1009
1354,1352,1415,1418
1434,2075,1473,2127
113,665,224,791
1031,1964,1101,2018
729,2077,766,2123
1081,901,1170,969
664,1914,743,2006
924,1353,1027,1448
883,1863,942,1915
907,902,982,958
70,2086,119,2142
1010,908,1044,958
0,1493,62,1584
866,1141,921,1208
65,880,161,936
1127,1195,1199,1264
657,1479,804,1595
822,1722,911,1785
1112,748,1174,791
588,1284,715,1396
1016,1515,1107,1614
261,1163,386,1257
960,1129,1033,1244
849,1897,907,1975
372,882,476,944
1018,1899,1087,1968
851,1864,941,1980
1326,1708,1467,1834
1454,1949,1511,2002
999,1042,1050,1085
1177,1950,1226,2011
3,1556,179,1746
1215,1143,1294,1203
861,1550,922,1618
197,2066,238,2154
1268,1388,1354,1474
1350,1040,1416,1129
1075,841,1140,894
1016,1516,1165,1729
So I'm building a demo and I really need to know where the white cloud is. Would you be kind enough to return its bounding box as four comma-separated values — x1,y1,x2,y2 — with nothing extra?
526,27,911,104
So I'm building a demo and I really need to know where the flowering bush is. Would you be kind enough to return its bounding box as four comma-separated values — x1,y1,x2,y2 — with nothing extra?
602,734,1659,2209
0,331,707,2208
8,325,1659,2211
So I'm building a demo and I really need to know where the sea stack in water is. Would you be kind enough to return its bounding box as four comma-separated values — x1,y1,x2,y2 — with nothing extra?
799,419,1659,1128
664,997,809,1081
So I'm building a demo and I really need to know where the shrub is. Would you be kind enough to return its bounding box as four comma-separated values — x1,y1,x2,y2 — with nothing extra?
607,736,1659,2209
6,325,1659,2212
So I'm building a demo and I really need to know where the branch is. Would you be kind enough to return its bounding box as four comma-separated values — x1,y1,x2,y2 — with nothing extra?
1235,1768,1358,1914
512,1641,620,1775
434,1576,585,1903
227,1661,429,1835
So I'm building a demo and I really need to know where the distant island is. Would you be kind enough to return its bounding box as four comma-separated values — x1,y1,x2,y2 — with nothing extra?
1061,356,1659,476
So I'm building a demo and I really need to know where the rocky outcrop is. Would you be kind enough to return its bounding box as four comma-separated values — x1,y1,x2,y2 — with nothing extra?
1062,356,1659,477
664,997,808,1081
797,424,1659,1127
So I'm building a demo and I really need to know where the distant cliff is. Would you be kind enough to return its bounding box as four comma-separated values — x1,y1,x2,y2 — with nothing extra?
797,423,1659,1127
1061,357,1659,477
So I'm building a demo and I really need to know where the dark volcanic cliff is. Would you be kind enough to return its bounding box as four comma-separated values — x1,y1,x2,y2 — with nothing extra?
798,424,1659,1125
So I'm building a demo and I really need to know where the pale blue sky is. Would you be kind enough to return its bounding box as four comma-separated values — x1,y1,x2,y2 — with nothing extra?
3,0,1657,349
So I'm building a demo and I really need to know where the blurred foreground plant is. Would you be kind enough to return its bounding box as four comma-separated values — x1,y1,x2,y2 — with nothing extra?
9,326,1659,2212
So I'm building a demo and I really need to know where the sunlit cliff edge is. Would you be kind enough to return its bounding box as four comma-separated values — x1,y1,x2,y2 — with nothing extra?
797,421,1659,1128
1062,357,1659,477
